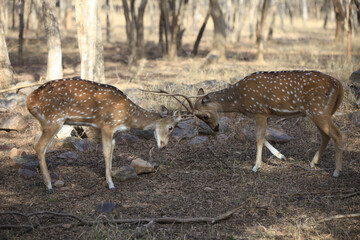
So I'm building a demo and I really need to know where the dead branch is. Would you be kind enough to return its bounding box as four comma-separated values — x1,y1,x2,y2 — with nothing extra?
319,213,360,222
0,82,44,94
0,203,245,230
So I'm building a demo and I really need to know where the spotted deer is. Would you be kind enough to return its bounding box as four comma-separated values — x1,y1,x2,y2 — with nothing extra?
192,71,344,177
27,78,190,193
150,71,344,177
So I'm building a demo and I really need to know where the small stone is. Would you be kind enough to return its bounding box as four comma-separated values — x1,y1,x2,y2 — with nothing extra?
9,148,24,159
204,187,215,192
0,113,27,131
54,180,65,188
96,202,116,213
12,154,36,166
130,129,154,140
198,121,213,135
130,158,157,174
349,69,360,85
72,138,96,152
115,133,139,144
18,168,37,179
190,136,209,145
58,151,78,159
22,161,39,170
172,126,197,140
266,128,293,143
111,166,139,181
216,133,229,142
62,224,72,229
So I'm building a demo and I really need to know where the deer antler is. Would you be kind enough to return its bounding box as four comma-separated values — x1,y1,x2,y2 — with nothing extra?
139,89,196,114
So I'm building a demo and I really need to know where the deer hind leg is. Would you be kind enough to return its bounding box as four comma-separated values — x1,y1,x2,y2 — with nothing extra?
101,128,115,189
35,123,64,193
252,115,267,172
311,116,343,177
310,127,330,168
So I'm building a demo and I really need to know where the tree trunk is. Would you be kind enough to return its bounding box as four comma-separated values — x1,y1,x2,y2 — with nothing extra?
302,0,308,25
76,0,105,83
256,0,271,61
347,0,353,61
191,8,210,56
18,0,25,64
323,0,331,29
42,0,63,80
209,0,226,60
0,0,9,34
332,0,345,42
122,0,147,64
249,0,259,38
0,11,14,89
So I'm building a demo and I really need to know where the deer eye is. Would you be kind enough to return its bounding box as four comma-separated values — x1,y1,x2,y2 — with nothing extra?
203,115,209,120
168,126,173,131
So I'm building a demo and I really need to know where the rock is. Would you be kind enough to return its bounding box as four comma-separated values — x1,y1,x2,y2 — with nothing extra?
22,161,39,170
348,111,360,127
0,98,17,112
54,180,65,188
204,54,219,65
198,121,213,135
130,129,154,140
177,118,196,129
115,133,139,144
4,93,27,106
9,148,25,159
172,126,197,140
96,202,116,213
72,138,96,152
0,113,27,131
12,155,37,165
56,125,74,139
219,116,230,133
18,168,38,179
349,69,360,86
111,166,139,181
0,143,15,151
190,136,209,145
130,158,158,174
57,151,78,160
266,128,293,143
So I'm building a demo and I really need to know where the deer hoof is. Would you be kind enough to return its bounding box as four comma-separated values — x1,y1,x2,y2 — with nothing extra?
47,188,54,194
252,166,258,172
332,170,340,178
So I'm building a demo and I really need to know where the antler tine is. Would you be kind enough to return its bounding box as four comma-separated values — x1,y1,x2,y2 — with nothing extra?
139,88,195,114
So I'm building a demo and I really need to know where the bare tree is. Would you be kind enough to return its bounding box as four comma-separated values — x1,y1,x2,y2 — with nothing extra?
256,0,271,61
76,0,105,83
191,7,210,56
41,0,63,80
332,0,345,42
0,5,14,89
122,0,147,64
18,0,25,64
208,0,226,60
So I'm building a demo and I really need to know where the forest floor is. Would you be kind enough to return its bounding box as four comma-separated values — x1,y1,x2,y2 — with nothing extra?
1,17,360,239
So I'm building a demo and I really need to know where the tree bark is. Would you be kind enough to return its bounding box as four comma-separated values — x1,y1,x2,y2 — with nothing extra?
42,0,63,80
332,0,345,42
76,0,105,83
256,0,271,61
209,0,226,60
0,10,14,89
18,0,25,64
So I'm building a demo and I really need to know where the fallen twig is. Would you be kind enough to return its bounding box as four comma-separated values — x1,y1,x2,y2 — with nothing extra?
292,164,332,172
0,81,44,94
319,213,360,222
0,202,246,230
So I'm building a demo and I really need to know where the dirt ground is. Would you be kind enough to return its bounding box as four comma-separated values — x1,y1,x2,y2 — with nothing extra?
1,15,360,239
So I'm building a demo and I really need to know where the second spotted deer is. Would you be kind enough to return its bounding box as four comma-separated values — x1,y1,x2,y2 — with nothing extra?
27,78,190,193
192,71,344,177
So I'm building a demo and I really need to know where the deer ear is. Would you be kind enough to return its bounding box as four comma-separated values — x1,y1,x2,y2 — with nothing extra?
202,95,210,104
159,105,169,118
197,88,205,95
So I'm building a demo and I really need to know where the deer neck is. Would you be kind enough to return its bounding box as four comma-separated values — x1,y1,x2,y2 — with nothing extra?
208,86,239,112
126,106,161,130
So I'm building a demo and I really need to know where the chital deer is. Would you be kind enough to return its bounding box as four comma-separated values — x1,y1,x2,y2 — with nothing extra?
149,71,344,177
27,78,190,193
192,71,344,177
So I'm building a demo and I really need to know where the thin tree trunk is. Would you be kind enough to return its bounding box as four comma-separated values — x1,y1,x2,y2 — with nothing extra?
323,0,330,29
302,0,308,25
209,0,226,60
0,9,14,89
25,0,33,45
12,0,16,29
347,0,353,61
256,0,271,61
332,0,345,42
18,0,25,64
191,8,210,56
42,0,63,80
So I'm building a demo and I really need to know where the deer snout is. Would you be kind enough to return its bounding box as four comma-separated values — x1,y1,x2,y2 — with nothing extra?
159,141,167,149
213,124,220,132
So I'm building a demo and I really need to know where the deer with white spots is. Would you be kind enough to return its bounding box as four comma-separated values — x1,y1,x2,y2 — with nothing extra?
151,71,344,177
192,71,344,177
27,78,190,193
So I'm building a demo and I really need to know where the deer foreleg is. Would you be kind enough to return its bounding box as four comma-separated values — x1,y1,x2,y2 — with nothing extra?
101,128,115,189
252,116,267,172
